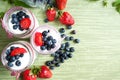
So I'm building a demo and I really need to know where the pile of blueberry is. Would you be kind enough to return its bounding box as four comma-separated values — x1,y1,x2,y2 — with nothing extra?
11,11,30,31
5,47,24,67
40,30,57,51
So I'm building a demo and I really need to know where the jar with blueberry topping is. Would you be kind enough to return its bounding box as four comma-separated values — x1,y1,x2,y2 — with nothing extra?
2,6,38,38
1,41,36,79
30,25,62,54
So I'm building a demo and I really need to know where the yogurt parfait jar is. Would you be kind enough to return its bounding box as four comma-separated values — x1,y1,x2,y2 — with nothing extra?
30,25,62,55
2,6,38,38
1,41,36,79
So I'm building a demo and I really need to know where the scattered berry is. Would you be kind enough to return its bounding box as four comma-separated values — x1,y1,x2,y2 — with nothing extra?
15,60,21,66
74,39,80,43
7,62,13,67
59,28,65,33
46,8,56,21
66,25,72,29
71,30,76,34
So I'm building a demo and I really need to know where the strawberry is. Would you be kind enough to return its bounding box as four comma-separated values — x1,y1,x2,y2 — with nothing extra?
20,18,31,29
56,0,67,10
10,47,27,56
59,12,75,26
38,65,52,78
46,8,56,21
34,32,43,46
23,69,37,80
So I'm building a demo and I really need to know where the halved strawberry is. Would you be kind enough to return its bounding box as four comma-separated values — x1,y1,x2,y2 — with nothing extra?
10,47,27,56
34,32,43,46
20,18,31,29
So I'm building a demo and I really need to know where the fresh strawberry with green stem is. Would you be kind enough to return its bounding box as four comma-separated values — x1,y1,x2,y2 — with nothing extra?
10,47,27,56
46,8,56,21
38,65,52,78
23,69,37,80
20,18,31,29
56,0,67,10
59,12,75,26
34,32,44,46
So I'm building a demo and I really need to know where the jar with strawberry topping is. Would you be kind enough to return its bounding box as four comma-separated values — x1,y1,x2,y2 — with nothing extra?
30,25,62,54
1,41,36,79
1,6,38,38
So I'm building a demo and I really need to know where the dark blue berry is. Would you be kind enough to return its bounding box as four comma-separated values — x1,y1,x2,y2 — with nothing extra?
25,15,29,18
20,54,24,57
42,37,47,42
59,28,65,33
67,53,72,58
15,60,21,66
55,63,60,67
7,62,13,67
41,46,46,50
47,46,51,50
71,30,76,34
64,36,70,41
51,53,55,57
44,18,48,23
47,36,53,40
51,60,56,64
10,46,15,51
69,47,75,52
9,57,15,62
61,34,66,38
60,44,65,50
11,14,17,18
74,39,80,43
45,61,51,66
52,39,57,43
12,17,18,23
60,58,64,63
42,31,48,36
69,36,74,41
15,55,20,60
51,44,55,48
19,26,24,31
65,42,70,47
49,66,54,70
6,50,10,55
13,25,19,30
46,41,53,46
6,55,11,61
66,25,72,29
65,47,70,52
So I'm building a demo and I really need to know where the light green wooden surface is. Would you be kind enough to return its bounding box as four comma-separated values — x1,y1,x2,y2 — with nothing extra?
0,0,120,80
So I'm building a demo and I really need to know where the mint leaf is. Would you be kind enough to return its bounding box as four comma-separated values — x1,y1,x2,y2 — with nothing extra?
102,0,108,7
112,0,120,14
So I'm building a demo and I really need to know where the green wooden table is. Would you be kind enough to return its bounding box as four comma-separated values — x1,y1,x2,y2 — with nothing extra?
0,0,120,80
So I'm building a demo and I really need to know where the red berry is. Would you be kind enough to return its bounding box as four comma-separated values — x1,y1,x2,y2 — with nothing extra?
20,18,31,29
59,12,75,26
10,48,27,56
34,32,44,46
56,0,67,10
23,69,37,80
46,8,56,21
38,65,52,78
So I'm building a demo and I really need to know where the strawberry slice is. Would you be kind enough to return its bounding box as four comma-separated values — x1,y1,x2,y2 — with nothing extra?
10,48,27,56
34,32,43,46
38,65,52,78
20,18,31,29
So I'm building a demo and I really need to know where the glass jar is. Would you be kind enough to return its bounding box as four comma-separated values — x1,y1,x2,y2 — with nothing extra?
1,41,36,78
2,6,38,38
30,25,62,55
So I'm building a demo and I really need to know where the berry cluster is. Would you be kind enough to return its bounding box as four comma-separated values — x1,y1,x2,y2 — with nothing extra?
5,46,26,67
11,11,31,31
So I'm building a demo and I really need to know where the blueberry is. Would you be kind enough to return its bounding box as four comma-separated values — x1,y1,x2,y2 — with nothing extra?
15,55,20,60
41,46,46,50
46,41,53,46
11,19,15,24
15,60,21,66
74,39,80,43
10,46,15,51
47,46,51,50
60,58,64,63
69,47,75,52
45,61,51,66
59,28,65,33
51,60,56,64
51,53,55,57
20,54,24,57
69,36,74,41
18,17,22,21
71,30,76,34
19,26,24,31
44,18,48,23
67,53,72,58
42,37,47,41
61,34,66,38
47,36,53,40
51,44,55,48
52,39,57,43
66,25,72,29
12,17,18,23
64,36,70,41
54,57,59,62
7,62,13,67
47,0,52,4
42,31,48,36
19,11,24,16
9,57,15,62
60,44,65,50
6,49,10,55
11,14,17,18
65,42,70,47
5,55,11,61
25,15,29,18
13,25,19,30
55,63,60,67
49,66,54,70
55,53,60,58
